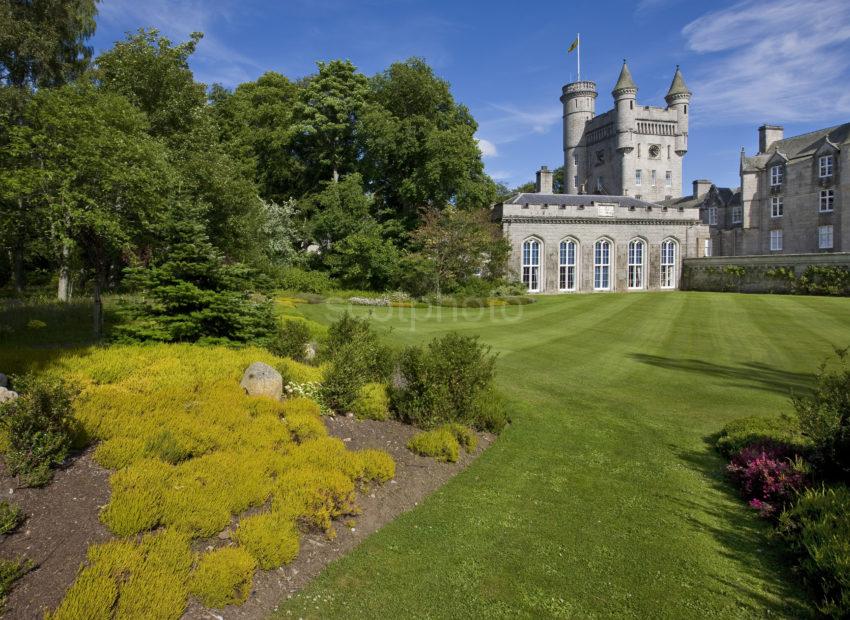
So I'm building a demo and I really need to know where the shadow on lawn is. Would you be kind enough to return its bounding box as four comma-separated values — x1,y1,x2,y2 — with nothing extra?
630,354,815,398
673,443,814,617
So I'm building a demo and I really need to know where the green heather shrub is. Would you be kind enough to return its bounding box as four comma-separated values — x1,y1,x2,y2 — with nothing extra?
351,383,390,420
407,428,460,463
144,430,193,464
93,437,146,470
100,458,172,536
393,332,498,430
472,385,510,433
323,312,394,380
354,449,395,482
714,415,808,458
234,511,300,570
267,319,311,363
0,373,78,486
792,349,850,477
0,556,32,611
190,546,256,608
777,485,850,618
278,266,336,294
0,500,24,535
443,423,478,453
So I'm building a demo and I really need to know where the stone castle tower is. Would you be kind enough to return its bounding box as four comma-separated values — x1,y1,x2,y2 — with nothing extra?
561,61,691,202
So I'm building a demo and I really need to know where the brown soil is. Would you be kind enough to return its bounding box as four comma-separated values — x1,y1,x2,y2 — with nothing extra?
0,418,492,619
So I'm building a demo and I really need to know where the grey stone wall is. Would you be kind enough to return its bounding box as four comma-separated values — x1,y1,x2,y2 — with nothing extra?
682,252,850,293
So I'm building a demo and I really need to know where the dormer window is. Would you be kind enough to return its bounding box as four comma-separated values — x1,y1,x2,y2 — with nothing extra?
819,155,834,178
770,165,783,186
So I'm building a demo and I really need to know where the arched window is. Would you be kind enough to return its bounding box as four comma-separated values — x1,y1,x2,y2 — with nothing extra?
522,239,541,292
594,240,611,291
559,240,577,292
661,239,677,289
628,239,645,289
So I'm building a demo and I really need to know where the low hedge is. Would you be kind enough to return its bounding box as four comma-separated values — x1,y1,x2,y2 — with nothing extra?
714,415,809,457
777,485,850,618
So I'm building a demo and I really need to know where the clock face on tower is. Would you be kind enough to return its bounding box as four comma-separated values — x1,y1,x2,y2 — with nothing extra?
649,144,661,159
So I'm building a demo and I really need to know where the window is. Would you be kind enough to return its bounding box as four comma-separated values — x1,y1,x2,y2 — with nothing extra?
573,175,578,190
627,240,645,289
522,239,541,292
770,165,783,186
819,225,834,249
819,155,833,178
708,207,717,226
703,239,713,257
596,177,604,192
770,229,783,251
559,240,577,291
820,189,834,212
732,206,743,224
637,144,641,158
593,240,611,291
665,171,672,188
660,240,677,289
771,196,783,218
573,154,579,166
635,170,642,186
651,170,657,187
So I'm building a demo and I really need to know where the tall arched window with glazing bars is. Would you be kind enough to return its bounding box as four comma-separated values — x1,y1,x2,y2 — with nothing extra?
661,239,677,289
628,239,645,289
559,240,577,291
522,239,540,292
594,239,611,291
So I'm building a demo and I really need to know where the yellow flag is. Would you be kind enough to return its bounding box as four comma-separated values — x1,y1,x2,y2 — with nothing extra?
567,37,578,53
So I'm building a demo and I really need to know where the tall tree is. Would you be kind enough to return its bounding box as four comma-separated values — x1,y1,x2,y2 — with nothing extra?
0,0,99,293
292,60,370,186
5,83,174,335
360,58,497,232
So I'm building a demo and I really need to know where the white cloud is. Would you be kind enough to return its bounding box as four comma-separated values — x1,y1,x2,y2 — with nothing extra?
476,138,498,158
97,0,261,86
682,0,850,124
487,170,514,181
476,103,561,149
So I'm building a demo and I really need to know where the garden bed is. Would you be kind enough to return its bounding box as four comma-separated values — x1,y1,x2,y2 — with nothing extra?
0,416,492,619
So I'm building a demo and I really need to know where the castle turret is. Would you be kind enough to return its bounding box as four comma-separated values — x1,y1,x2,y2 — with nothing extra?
561,80,597,194
665,65,691,155
612,60,637,195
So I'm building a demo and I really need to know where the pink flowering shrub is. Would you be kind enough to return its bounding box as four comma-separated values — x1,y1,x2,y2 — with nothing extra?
726,443,807,518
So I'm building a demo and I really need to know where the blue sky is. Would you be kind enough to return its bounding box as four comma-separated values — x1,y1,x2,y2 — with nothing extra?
92,0,850,191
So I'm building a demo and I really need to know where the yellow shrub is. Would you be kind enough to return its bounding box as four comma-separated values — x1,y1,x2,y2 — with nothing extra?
273,466,357,537
443,423,478,453
407,428,460,463
49,529,192,620
100,459,172,536
190,546,256,608
93,437,146,470
355,449,396,483
282,398,326,442
47,567,118,620
280,357,323,384
281,397,321,417
350,383,390,421
234,511,300,570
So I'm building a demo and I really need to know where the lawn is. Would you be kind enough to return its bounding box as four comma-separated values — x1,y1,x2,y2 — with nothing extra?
274,291,850,618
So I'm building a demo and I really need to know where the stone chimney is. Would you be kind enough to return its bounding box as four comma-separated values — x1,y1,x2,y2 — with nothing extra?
536,166,554,194
693,179,712,199
758,124,784,154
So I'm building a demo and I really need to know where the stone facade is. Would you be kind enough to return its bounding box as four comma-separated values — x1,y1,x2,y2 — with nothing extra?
666,123,850,257
562,62,691,202
494,193,709,293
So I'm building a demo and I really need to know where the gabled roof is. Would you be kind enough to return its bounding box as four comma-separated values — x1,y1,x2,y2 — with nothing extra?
612,61,637,94
742,123,850,171
658,185,740,209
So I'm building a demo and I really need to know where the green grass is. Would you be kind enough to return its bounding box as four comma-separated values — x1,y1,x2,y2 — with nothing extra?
274,292,850,618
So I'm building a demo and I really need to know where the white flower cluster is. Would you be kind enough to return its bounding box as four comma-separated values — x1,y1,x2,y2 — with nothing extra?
348,297,390,307
284,381,330,415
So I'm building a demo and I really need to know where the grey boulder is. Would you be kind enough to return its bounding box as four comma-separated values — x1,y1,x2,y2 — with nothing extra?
240,362,283,400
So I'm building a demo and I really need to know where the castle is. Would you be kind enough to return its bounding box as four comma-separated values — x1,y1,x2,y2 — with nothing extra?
493,62,709,293
563,62,691,202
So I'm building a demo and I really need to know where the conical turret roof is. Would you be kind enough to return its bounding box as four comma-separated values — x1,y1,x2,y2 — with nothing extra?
612,60,637,94
665,65,691,99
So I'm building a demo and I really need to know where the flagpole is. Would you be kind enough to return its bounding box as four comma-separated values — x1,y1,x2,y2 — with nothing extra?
577,33,581,81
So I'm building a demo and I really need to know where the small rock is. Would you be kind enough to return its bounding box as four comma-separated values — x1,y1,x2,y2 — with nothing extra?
0,387,18,404
218,530,231,540
342,437,352,442
0,373,7,388
240,362,283,400
304,341,318,362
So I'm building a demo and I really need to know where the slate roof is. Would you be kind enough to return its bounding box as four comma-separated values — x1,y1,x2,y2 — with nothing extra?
665,66,690,99
505,193,662,210
658,186,741,209
612,61,637,93
742,122,850,171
